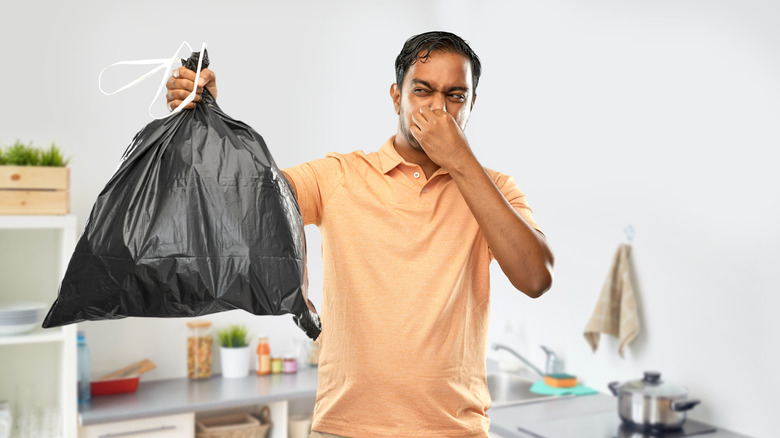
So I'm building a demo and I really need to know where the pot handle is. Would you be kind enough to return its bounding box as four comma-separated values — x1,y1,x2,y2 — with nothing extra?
671,399,701,412
608,381,620,396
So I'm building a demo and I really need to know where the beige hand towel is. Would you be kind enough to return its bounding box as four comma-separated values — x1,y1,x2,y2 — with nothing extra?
584,243,639,358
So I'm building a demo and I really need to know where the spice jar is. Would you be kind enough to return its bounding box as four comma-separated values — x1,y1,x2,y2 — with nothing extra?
186,320,213,379
271,356,283,374
283,355,298,374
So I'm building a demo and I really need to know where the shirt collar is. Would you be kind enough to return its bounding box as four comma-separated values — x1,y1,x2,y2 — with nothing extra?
378,136,404,174
378,136,452,178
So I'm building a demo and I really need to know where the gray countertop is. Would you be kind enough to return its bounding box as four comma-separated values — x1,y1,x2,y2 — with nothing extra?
78,367,318,426
81,369,751,437
488,393,752,438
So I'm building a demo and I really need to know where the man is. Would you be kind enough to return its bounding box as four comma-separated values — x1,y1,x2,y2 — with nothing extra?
168,31,553,437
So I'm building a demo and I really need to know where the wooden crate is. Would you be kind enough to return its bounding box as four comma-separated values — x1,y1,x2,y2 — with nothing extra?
0,165,70,215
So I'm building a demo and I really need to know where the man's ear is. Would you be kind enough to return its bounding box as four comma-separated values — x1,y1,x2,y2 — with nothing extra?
390,83,401,115
470,92,477,111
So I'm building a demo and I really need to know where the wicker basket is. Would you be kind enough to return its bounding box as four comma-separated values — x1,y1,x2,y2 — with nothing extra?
196,406,271,438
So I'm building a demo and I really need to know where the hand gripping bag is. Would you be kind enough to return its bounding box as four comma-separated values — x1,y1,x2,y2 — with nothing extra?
42,50,321,339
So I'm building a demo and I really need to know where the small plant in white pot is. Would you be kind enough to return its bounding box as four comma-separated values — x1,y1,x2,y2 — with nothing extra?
216,324,250,378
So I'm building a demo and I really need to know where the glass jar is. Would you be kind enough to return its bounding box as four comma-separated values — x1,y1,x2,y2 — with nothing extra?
270,356,283,374
307,339,320,367
186,320,213,379
283,355,298,374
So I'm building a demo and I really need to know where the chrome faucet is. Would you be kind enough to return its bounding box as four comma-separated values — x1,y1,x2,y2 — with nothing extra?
491,343,545,378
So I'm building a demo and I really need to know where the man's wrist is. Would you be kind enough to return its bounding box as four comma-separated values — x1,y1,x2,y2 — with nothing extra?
446,151,482,180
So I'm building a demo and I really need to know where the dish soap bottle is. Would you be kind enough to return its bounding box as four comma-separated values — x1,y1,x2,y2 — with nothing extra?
77,331,90,404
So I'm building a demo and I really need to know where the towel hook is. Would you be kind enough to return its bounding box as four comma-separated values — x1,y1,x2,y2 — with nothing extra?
624,225,635,243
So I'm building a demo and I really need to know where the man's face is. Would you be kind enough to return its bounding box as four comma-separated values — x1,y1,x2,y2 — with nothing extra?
392,51,476,152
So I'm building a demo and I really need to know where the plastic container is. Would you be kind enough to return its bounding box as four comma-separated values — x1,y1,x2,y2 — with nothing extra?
282,356,297,374
187,321,213,379
77,331,90,403
90,376,140,396
256,335,271,375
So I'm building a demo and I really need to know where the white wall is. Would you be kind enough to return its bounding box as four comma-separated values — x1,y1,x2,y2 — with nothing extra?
1,1,778,436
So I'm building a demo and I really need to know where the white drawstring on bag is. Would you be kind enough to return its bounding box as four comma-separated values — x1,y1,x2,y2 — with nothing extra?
98,41,208,119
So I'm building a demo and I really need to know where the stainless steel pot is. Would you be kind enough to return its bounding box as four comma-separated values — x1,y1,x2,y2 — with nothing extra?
608,371,700,432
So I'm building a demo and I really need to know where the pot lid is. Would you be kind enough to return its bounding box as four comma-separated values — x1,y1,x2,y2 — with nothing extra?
618,371,688,398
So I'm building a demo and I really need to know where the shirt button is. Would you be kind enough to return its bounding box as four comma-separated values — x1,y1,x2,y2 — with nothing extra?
413,172,420,178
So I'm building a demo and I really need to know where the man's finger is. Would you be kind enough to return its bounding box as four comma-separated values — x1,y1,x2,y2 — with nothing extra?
413,108,430,125
169,99,196,110
167,89,194,102
411,112,423,129
173,66,197,81
417,105,433,121
409,123,423,139
421,105,436,117
197,68,215,85
166,78,194,92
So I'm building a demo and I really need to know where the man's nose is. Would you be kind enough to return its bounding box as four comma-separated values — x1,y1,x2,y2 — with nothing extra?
430,92,447,111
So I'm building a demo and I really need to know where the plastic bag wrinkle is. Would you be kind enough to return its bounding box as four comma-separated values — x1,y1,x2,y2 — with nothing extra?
43,50,321,340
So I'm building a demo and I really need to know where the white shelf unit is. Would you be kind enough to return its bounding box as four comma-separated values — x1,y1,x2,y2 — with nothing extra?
0,214,78,438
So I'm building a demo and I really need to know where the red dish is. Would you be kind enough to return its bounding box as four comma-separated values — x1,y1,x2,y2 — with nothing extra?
90,376,140,396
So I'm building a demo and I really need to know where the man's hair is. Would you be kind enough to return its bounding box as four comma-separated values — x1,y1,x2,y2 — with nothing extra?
395,31,482,92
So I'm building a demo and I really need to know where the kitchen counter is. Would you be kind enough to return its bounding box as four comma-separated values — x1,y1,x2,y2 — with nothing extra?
79,367,318,425
489,393,752,438
81,369,751,437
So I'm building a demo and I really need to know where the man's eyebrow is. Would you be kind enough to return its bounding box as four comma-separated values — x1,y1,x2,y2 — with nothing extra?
410,79,470,93
411,79,433,88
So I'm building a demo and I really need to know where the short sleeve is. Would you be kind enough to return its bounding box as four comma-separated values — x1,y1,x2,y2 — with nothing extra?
487,170,542,260
492,171,541,232
283,154,345,226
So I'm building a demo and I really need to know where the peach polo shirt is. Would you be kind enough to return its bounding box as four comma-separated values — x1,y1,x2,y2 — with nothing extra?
283,136,540,437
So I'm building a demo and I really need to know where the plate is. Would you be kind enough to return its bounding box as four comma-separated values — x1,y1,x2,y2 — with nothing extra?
0,322,37,336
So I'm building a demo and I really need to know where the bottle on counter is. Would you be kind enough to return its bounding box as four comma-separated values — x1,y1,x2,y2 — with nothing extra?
256,335,271,375
186,321,213,380
77,331,90,404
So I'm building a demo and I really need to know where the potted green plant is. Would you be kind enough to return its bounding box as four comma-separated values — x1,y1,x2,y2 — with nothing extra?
216,324,250,378
0,141,72,215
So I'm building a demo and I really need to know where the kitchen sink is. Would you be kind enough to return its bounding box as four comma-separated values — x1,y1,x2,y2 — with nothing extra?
487,372,564,408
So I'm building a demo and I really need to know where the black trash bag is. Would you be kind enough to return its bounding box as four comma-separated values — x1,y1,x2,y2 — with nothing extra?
42,50,321,340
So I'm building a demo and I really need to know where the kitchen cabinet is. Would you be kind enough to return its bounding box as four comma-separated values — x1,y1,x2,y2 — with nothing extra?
78,413,194,438
0,214,78,438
